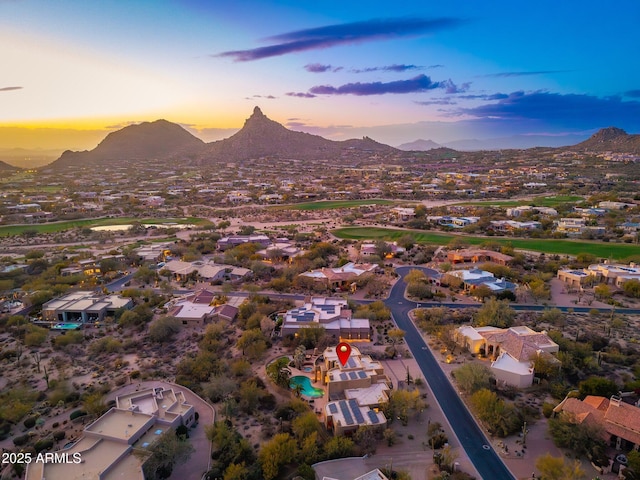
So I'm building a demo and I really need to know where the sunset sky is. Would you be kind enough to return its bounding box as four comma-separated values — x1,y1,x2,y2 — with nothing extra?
2,0,640,151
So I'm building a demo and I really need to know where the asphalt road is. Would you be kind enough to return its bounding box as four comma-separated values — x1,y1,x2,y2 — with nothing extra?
385,266,516,480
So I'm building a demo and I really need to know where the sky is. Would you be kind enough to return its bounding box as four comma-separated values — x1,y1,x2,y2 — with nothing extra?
2,0,640,152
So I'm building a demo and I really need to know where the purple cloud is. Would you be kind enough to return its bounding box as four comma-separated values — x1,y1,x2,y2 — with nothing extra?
216,17,464,62
458,93,509,100
352,64,421,73
624,89,640,98
286,92,317,98
457,90,640,129
415,99,457,106
305,63,333,73
308,74,463,96
480,70,568,78
0,86,22,91
441,79,470,94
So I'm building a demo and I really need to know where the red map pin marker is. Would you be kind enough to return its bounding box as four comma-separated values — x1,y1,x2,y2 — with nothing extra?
336,342,352,367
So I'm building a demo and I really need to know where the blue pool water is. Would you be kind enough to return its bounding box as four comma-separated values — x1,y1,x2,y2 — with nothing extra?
290,376,324,398
52,323,82,330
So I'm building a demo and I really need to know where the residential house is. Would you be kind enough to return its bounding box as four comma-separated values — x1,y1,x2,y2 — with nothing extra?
447,249,513,266
443,268,517,295
557,269,597,288
212,304,239,323
506,206,558,217
429,216,479,228
554,395,640,451
390,207,416,221
556,218,606,236
321,346,389,436
26,386,196,480
455,325,559,387
585,263,640,287
599,201,634,210
360,241,405,258
299,262,378,290
228,266,252,281
217,234,271,251
134,243,174,262
163,259,228,282
490,220,542,232
256,239,304,261
42,291,133,323
167,289,216,327
281,297,371,341
620,222,640,234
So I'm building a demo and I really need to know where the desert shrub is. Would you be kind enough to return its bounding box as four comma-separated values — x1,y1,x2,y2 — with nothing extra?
542,402,555,418
13,434,30,446
53,430,66,441
34,438,54,453
70,409,87,421
23,417,36,429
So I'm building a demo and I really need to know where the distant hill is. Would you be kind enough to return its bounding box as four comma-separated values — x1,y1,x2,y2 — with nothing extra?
573,127,640,154
443,133,590,151
0,160,19,173
200,107,397,162
0,148,60,168
50,119,205,168
397,139,442,151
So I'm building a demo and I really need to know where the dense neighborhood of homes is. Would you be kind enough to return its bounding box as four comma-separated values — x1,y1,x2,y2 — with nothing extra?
1,138,640,480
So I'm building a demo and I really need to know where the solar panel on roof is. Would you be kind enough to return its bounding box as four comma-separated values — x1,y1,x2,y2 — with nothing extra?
347,357,357,368
367,410,380,424
352,404,365,424
328,403,338,414
357,371,367,379
349,372,357,380
339,401,354,425
340,373,348,381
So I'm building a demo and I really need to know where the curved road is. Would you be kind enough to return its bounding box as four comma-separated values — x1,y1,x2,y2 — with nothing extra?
385,266,516,480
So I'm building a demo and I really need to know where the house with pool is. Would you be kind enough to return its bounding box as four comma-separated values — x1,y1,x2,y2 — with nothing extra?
42,291,133,324
25,386,196,480
320,346,390,436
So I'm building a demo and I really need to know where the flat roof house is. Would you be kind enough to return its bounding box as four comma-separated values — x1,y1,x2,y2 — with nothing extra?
42,291,133,323
25,386,196,480
321,346,389,436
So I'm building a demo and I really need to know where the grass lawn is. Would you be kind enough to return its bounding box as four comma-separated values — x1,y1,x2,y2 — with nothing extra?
275,199,396,210
0,217,211,237
456,195,584,208
333,227,638,260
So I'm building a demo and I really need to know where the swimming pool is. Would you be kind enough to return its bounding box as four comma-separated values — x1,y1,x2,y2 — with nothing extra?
52,323,82,330
290,376,324,398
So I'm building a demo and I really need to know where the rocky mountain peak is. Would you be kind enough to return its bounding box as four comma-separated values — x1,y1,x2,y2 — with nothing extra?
589,127,628,142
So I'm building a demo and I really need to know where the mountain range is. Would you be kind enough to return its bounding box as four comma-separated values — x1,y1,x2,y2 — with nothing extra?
49,107,397,169
44,109,640,169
